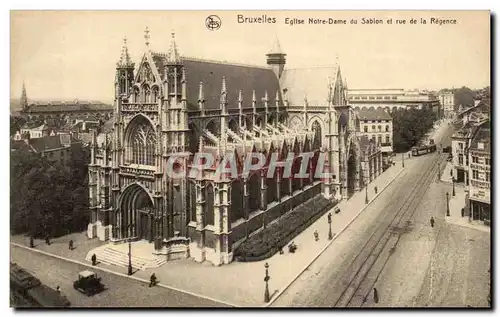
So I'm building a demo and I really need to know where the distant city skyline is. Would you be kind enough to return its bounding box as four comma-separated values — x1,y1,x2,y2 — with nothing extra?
11,11,490,103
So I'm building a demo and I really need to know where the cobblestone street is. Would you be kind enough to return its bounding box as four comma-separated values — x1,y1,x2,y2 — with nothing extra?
270,119,492,308
365,177,490,307
10,244,227,307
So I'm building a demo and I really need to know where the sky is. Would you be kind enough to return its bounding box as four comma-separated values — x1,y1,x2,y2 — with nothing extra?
10,10,490,104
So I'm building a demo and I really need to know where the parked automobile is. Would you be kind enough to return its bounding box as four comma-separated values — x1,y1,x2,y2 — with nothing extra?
73,271,105,296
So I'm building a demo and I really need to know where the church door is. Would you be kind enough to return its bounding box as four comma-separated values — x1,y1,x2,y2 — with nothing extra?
140,213,148,240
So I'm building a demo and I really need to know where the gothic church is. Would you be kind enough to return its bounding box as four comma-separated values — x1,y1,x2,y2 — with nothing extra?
88,29,383,265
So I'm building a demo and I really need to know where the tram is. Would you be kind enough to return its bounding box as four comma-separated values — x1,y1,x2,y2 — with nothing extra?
411,139,437,156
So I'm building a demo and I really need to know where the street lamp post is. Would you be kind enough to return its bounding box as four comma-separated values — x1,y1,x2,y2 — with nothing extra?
446,192,450,217
264,262,270,303
127,223,134,276
402,153,405,168
328,212,333,240
365,185,369,204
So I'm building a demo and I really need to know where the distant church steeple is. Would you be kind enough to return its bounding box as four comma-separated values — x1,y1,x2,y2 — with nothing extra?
332,57,347,106
266,37,286,79
20,81,28,111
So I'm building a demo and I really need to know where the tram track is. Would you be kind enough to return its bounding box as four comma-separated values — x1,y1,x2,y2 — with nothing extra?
331,153,445,307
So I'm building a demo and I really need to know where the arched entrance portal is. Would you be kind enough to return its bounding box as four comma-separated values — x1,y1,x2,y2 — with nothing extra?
119,184,155,242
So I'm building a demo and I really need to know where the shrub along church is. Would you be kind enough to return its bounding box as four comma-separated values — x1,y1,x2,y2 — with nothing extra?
88,29,383,265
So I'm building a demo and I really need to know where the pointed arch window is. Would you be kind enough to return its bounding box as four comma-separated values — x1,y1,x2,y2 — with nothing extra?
248,174,260,212
152,86,159,104
120,72,127,95
205,184,215,226
188,181,197,223
126,116,157,166
133,87,140,103
311,120,322,149
142,85,150,103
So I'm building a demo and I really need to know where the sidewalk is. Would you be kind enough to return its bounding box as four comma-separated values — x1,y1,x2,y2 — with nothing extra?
11,165,405,307
10,231,105,262
440,161,454,184
444,183,490,234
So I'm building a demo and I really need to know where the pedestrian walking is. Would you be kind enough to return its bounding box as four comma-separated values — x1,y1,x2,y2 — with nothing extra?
68,239,74,250
56,285,60,293
430,216,435,228
373,287,379,303
314,230,319,242
374,186,378,194
29,236,34,248
45,235,50,246
149,273,157,287
408,153,410,159
91,253,97,266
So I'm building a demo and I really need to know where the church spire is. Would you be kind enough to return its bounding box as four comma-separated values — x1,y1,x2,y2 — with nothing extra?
20,81,28,110
238,90,243,128
144,26,150,48
266,36,287,79
181,68,187,103
117,37,133,68
268,36,284,55
198,81,205,116
275,90,280,128
335,54,342,84
167,31,181,65
220,76,228,114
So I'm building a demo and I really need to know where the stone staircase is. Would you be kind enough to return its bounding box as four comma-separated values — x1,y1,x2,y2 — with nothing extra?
85,243,167,271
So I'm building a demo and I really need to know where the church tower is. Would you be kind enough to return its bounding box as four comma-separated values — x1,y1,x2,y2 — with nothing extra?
164,32,190,237
266,37,286,79
115,37,135,101
20,81,28,111
113,36,135,199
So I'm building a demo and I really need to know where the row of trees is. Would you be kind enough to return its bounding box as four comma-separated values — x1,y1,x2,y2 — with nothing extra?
392,107,438,153
10,147,90,238
10,116,26,136
439,86,490,112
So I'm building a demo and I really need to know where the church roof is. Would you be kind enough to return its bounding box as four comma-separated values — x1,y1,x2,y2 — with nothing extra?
152,55,282,111
280,66,337,106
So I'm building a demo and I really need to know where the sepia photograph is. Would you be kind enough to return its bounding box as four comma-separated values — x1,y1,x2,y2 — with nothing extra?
9,10,491,308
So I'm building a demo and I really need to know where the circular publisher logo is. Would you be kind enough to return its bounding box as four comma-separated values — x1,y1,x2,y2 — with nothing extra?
206,15,221,31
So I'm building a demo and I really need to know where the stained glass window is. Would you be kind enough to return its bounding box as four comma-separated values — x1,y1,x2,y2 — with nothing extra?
127,117,156,165
311,121,322,149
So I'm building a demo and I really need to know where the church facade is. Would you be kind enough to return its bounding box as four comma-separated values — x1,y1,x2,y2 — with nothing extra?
87,30,383,265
